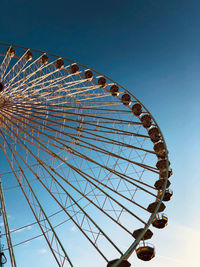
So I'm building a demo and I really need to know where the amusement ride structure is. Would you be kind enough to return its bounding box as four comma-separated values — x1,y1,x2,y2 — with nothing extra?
0,43,173,267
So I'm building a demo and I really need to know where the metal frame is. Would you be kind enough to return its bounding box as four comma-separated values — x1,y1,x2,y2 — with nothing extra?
0,43,170,266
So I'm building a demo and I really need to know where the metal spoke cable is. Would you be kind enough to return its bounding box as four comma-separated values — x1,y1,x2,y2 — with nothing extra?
1,107,158,194
0,129,74,267
1,104,156,174
0,125,113,262
0,111,152,222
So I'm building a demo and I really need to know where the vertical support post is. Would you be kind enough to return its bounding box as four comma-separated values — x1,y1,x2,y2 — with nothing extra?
0,239,3,267
0,211,6,267
0,177,17,267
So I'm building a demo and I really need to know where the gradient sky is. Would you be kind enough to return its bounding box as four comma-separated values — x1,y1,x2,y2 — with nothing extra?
0,0,200,266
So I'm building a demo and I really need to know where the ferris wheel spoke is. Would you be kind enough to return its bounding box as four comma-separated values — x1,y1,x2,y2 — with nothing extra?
2,171,133,251
43,148,150,220
0,105,156,174
25,135,148,227
19,102,132,113
0,119,155,216
2,50,32,88
20,101,130,111
14,70,89,100
18,130,150,219
68,132,154,155
6,55,61,93
0,46,13,81
5,57,62,94
0,131,74,267
0,178,17,267
0,107,159,194
17,78,84,101
0,118,136,262
8,57,45,91
6,102,150,144
112,138,144,197
118,135,148,185
64,162,148,224
2,166,126,246
0,113,154,227
11,101,142,127
1,113,157,211
42,90,111,103
113,150,149,222
35,90,110,104
20,71,79,94
29,84,100,102
0,130,123,262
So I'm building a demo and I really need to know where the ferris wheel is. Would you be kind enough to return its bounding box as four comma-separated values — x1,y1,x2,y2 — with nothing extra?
0,43,173,267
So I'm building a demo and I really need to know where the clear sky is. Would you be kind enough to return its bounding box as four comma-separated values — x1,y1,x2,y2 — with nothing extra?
0,0,200,266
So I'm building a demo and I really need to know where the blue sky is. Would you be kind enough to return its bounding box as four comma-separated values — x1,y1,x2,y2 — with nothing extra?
0,0,200,266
